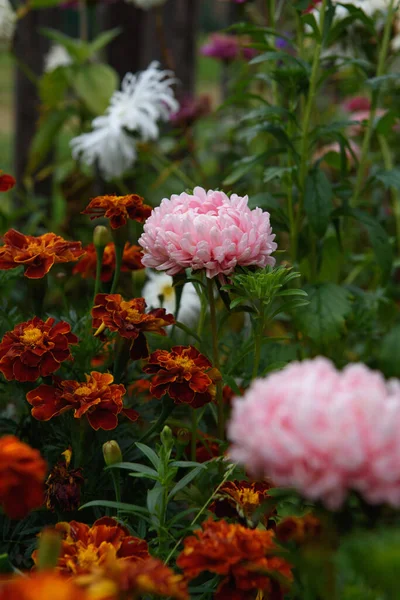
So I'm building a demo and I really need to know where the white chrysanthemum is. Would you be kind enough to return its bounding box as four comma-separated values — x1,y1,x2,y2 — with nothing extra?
70,113,137,180
124,0,167,9
142,270,200,325
0,0,16,51
44,44,72,73
70,61,178,180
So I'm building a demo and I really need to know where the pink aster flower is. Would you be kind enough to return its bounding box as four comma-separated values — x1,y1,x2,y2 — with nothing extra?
200,34,257,63
138,186,277,279
228,357,400,510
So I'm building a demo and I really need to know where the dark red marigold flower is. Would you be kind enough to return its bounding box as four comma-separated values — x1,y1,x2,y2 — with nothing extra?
45,448,84,513
32,516,149,576
82,194,152,229
209,480,275,523
0,435,47,519
118,557,189,600
0,229,85,279
177,517,292,600
128,378,153,401
144,345,221,408
26,371,139,431
92,294,175,360
73,242,144,282
0,172,16,192
0,317,78,382
276,514,322,544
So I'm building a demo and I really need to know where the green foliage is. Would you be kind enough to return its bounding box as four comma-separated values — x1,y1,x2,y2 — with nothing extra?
72,63,119,116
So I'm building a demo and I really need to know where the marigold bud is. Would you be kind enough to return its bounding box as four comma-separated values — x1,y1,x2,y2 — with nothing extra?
93,225,111,248
36,527,62,570
103,440,123,466
160,425,174,449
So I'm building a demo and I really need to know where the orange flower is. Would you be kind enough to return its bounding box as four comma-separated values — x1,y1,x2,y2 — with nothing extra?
92,294,175,360
32,517,149,576
144,346,221,408
73,242,144,282
128,378,153,402
0,435,47,519
0,172,16,192
82,194,152,229
26,371,139,431
0,229,85,279
276,514,322,545
210,480,275,523
118,557,189,600
45,448,84,512
0,317,78,382
0,572,90,600
177,518,292,600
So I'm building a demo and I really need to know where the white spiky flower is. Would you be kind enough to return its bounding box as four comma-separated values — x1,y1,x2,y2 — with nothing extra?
44,44,73,73
124,0,167,9
142,270,200,326
0,0,16,51
70,61,178,180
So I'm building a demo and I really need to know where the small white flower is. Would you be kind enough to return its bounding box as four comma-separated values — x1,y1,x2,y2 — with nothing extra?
70,113,137,180
0,0,16,51
142,270,200,325
70,61,179,180
124,0,167,9
44,44,73,73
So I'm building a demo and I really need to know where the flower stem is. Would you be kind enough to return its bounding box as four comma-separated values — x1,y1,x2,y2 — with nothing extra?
137,397,175,445
110,470,121,518
352,0,396,207
112,337,131,383
78,0,88,42
93,246,104,301
191,408,198,461
379,134,400,254
110,240,124,294
207,278,224,440
252,325,262,380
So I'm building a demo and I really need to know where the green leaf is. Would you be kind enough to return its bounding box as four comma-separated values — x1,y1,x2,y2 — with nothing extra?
27,108,74,174
40,28,90,63
30,0,64,7
168,466,204,501
352,208,393,281
170,461,206,468
135,442,160,469
263,166,294,183
367,73,400,90
72,63,118,115
375,168,400,190
39,68,70,108
378,324,400,378
295,283,352,345
89,28,121,54
147,484,163,517
223,152,274,186
79,500,148,514
0,554,15,574
106,462,159,478
304,169,333,237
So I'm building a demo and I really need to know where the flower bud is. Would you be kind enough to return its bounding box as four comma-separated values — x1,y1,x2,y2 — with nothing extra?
36,527,62,570
93,225,111,248
103,440,123,466
177,428,190,445
160,425,174,449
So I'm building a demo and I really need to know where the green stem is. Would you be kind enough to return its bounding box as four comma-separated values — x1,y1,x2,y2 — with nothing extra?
294,0,328,256
93,246,104,301
207,278,224,440
110,242,124,294
78,0,88,42
379,134,400,254
111,470,121,517
112,337,131,383
135,397,175,447
352,0,396,206
191,408,198,461
252,316,263,380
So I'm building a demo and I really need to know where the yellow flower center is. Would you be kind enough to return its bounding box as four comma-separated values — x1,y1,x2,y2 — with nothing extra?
120,301,143,323
77,544,100,570
173,355,195,370
75,385,92,396
20,327,44,345
237,488,260,506
161,284,175,301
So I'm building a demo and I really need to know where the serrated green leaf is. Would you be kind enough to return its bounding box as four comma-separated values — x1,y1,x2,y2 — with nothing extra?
295,283,352,345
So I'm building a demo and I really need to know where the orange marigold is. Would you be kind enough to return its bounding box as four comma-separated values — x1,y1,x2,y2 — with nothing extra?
210,480,275,523
82,194,152,229
275,514,322,545
0,172,16,192
26,371,139,431
73,242,143,282
32,517,149,576
118,557,189,600
45,448,84,513
0,572,90,600
0,435,47,519
92,294,175,360
0,229,85,279
177,518,292,600
144,346,221,408
0,317,78,382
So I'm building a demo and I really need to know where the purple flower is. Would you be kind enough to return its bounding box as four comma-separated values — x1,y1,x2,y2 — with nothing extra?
200,34,257,63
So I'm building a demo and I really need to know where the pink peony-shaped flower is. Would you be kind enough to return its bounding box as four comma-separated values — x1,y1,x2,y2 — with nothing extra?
138,186,277,279
228,357,400,510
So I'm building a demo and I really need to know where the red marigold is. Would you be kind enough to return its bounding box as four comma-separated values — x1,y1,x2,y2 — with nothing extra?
73,242,143,282
177,518,292,600
0,317,78,382
45,448,84,513
144,345,221,408
0,572,90,600
26,371,139,431
92,294,175,360
275,514,322,545
0,229,85,279
128,378,153,401
0,172,16,192
209,480,275,523
0,435,47,519
82,194,152,229
32,517,149,576
118,557,189,600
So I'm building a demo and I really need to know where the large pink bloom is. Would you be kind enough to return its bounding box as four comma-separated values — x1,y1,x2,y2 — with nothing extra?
228,358,400,510
138,186,277,279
